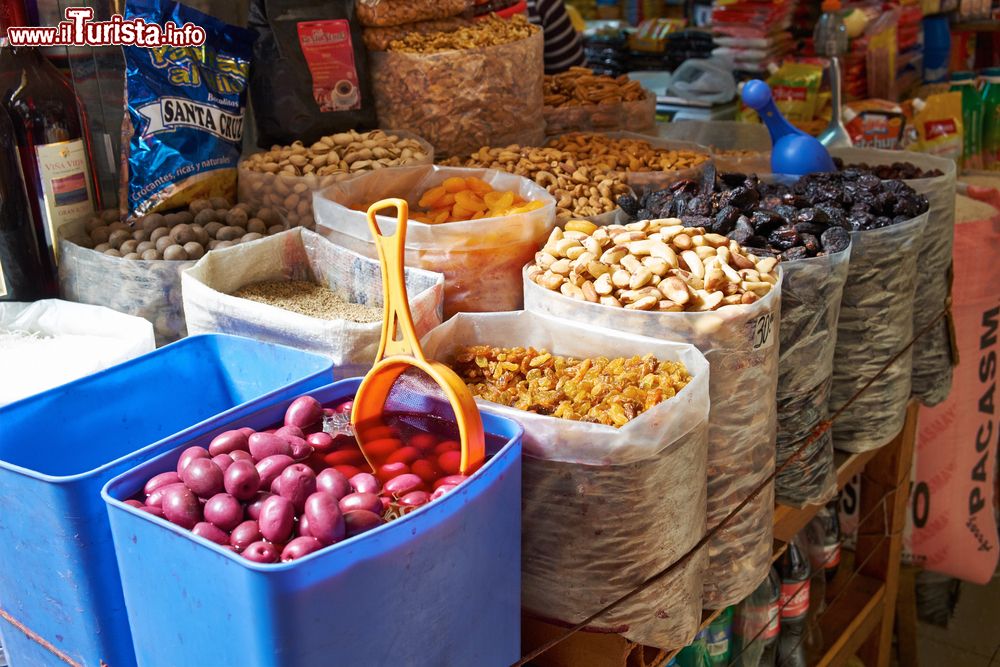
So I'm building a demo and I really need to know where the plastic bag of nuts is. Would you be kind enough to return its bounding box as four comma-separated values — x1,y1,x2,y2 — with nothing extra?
238,129,433,230
314,164,555,317
830,147,957,407
369,23,544,157
523,218,781,608
362,16,473,51
542,68,656,137
182,228,444,375
421,309,710,649
830,211,929,453
58,199,291,345
356,0,471,28
657,120,771,174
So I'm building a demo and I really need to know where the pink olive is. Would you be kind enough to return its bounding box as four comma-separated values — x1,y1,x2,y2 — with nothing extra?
246,492,272,521
256,454,295,490
258,495,294,543
298,514,311,537
146,482,187,508
431,484,459,501
382,474,423,498
211,454,234,473
230,450,253,463
306,432,336,454
204,493,243,532
287,437,313,461
273,464,316,513
124,499,144,508
281,536,324,562
433,474,469,490
161,485,202,529
399,490,430,509
181,458,225,498
238,427,256,438
208,430,249,457
224,460,261,501
335,400,353,414
144,471,181,496
176,446,210,475
242,541,278,564
343,510,382,537
274,425,304,441
349,472,380,495
304,492,345,546
230,520,262,551
338,492,382,515
248,433,292,461
140,505,164,518
285,395,323,429
316,469,351,500
192,522,229,545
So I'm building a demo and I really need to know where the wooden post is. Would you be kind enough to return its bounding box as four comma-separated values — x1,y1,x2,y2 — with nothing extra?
856,401,920,667
896,565,920,667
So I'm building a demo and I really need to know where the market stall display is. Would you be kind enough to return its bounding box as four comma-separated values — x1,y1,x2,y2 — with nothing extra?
181,228,444,375
542,67,656,136
523,219,781,609
658,120,772,173
59,200,295,345
831,148,957,407
314,165,555,317
422,310,710,648
238,129,433,230
369,15,545,157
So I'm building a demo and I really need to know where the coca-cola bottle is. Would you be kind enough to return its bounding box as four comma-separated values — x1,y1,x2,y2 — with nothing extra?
814,501,843,582
759,567,781,667
0,0,97,279
777,540,810,667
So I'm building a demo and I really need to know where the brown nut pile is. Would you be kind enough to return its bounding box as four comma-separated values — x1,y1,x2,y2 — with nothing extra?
239,130,430,228
526,218,779,311
546,133,709,174
449,345,692,427
363,17,473,51
77,199,287,261
544,67,647,107
357,0,469,29
386,14,538,52
443,145,632,219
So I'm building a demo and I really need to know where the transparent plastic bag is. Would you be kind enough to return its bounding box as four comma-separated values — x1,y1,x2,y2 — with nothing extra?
775,248,851,507
181,228,444,376
369,30,544,157
543,91,656,137
524,270,781,609
830,147,957,406
830,212,928,453
313,164,556,317
0,299,155,406
58,227,193,346
362,17,471,51
356,0,470,28
237,130,433,230
658,120,772,173
420,310,710,648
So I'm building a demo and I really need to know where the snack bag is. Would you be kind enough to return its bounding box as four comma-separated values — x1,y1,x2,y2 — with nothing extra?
766,62,823,122
120,0,254,220
844,99,906,149
913,92,964,161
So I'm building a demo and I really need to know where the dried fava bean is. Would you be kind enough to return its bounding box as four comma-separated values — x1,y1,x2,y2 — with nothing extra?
449,346,691,427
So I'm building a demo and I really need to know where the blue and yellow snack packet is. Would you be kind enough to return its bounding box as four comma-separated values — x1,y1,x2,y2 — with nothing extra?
120,0,255,219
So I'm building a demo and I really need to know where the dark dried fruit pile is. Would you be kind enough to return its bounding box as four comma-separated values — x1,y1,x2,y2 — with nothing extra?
617,168,928,261
834,158,944,180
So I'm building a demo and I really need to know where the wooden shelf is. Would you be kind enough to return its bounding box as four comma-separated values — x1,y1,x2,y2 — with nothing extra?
816,574,886,667
952,20,1000,31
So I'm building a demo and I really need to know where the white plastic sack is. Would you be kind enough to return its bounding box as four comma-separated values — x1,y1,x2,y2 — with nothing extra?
830,148,957,406
775,248,851,507
0,299,154,406
313,165,556,318
830,211,928,453
524,271,781,609
59,228,193,346
182,228,444,377
421,310,710,649
658,121,771,173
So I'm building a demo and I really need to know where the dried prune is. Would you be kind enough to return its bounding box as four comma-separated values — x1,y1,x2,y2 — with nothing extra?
751,209,785,235
681,215,712,229
768,226,800,251
793,222,825,237
781,246,809,261
617,194,639,217
800,232,820,253
820,226,850,253
714,205,742,234
720,172,746,188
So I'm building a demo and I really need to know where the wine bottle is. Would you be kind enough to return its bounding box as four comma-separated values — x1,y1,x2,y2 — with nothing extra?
0,100,52,300
0,0,97,274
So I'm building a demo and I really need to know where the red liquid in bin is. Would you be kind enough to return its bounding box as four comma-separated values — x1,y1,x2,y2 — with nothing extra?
129,395,498,564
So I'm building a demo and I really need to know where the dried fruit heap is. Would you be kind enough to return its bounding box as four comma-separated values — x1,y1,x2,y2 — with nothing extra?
450,346,691,427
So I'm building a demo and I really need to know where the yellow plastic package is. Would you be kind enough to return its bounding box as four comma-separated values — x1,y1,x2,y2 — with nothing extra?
766,62,824,122
912,91,964,161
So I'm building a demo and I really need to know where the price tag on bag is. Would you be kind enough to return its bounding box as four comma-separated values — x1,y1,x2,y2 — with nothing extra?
748,311,776,351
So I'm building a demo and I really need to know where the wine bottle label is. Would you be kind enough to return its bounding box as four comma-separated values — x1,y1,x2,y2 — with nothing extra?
35,139,94,263
297,20,361,112
779,580,810,618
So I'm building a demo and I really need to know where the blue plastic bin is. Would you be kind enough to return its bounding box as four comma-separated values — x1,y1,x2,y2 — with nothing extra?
102,378,523,667
0,334,333,667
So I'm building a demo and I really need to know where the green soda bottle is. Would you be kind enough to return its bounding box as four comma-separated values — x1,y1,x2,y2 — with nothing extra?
950,71,983,169
982,67,1000,171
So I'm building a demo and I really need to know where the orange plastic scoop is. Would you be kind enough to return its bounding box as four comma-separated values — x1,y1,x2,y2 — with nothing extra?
351,198,485,475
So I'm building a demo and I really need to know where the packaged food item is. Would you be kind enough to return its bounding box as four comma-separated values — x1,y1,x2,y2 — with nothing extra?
950,71,984,170
912,91,964,161
248,0,376,148
369,15,544,157
766,62,823,123
981,68,1000,171
865,9,898,100
362,16,473,51
120,0,254,220
524,245,781,608
181,228,443,374
238,129,433,229
356,0,471,28
843,100,906,149
422,309,710,648
313,165,555,316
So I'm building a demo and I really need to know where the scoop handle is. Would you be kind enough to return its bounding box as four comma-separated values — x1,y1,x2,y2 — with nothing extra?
366,198,425,363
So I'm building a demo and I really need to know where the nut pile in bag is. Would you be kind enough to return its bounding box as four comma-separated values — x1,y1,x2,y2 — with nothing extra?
527,218,779,312
356,0,471,30
450,346,691,426
544,68,648,108
129,395,482,564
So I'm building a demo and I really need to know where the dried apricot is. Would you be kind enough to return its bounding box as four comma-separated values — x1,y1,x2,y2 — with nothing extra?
442,177,468,193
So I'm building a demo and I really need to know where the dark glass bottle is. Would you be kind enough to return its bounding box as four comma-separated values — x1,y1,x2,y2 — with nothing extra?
0,100,51,300
776,541,810,667
759,567,781,667
0,0,97,277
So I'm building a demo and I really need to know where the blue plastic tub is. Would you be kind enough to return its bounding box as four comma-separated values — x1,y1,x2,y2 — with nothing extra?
0,334,333,667
102,378,523,667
